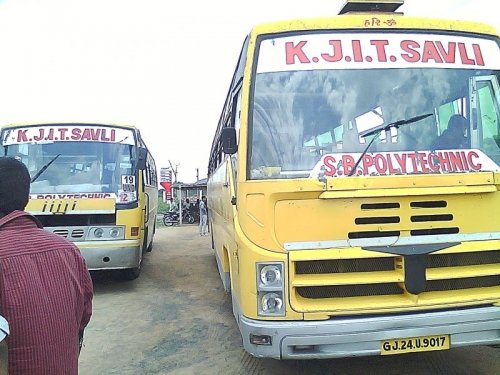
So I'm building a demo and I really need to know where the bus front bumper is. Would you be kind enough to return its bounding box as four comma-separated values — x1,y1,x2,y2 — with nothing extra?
76,240,142,270
239,305,500,359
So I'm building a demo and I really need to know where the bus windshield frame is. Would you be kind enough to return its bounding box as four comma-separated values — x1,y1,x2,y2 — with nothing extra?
1,124,140,204
248,31,500,180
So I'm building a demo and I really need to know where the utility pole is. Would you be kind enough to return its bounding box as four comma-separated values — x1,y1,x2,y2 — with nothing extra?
168,160,182,224
196,168,199,182
168,160,179,182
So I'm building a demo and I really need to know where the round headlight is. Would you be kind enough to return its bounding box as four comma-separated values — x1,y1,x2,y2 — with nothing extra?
110,228,120,238
260,265,281,285
261,292,283,313
94,228,104,238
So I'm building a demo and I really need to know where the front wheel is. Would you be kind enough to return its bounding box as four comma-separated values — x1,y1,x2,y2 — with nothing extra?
163,215,175,226
187,215,195,224
121,256,142,280
122,231,147,280
146,225,154,252
121,266,141,280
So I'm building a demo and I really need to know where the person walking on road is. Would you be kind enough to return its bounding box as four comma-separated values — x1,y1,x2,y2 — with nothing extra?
0,156,93,375
199,195,208,236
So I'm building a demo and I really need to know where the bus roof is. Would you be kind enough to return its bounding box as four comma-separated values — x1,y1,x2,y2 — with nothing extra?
249,14,498,39
0,122,140,131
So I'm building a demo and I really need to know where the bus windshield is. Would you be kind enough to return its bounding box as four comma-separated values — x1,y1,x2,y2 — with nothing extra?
249,32,500,179
2,125,139,203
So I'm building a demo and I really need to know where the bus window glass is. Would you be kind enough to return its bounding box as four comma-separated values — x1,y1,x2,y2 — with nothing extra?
1,125,138,202
249,33,500,179
6,141,135,197
477,79,500,163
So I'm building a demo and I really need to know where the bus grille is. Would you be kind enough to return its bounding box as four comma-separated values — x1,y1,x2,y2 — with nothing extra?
348,200,460,239
298,283,403,298
285,194,500,313
51,228,86,241
291,250,500,309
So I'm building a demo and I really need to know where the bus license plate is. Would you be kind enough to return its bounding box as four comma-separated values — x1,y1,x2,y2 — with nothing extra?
381,335,450,355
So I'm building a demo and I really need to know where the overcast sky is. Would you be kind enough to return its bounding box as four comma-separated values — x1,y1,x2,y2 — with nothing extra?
0,0,497,182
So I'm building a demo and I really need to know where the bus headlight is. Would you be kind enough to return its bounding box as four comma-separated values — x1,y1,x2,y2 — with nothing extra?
110,228,120,238
261,292,283,313
94,228,104,238
87,226,125,240
260,265,282,287
257,262,285,316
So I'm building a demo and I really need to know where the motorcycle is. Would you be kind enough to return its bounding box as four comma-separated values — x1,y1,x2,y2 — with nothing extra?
163,209,195,226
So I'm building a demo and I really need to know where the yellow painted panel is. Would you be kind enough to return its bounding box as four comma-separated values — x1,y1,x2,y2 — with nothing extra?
252,15,498,37
27,197,115,214
427,264,500,280
326,173,495,191
289,248,394,261
320,185,496,199
292,271,403,287
292,287,500,314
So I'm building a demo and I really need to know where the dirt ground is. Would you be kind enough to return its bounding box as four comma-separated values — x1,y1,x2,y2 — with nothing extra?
79,224,500,375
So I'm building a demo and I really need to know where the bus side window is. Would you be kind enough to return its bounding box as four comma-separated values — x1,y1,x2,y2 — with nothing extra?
477,84,500,162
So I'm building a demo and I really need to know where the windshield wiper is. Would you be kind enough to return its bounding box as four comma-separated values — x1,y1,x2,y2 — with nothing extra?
30,154,61,183
348,113,433,177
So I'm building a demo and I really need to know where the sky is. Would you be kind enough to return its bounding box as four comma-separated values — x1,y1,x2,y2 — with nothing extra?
0,0,497,183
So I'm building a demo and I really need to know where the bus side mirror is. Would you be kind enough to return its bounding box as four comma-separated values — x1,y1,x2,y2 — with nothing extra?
220,127,238,155
137,147,147,170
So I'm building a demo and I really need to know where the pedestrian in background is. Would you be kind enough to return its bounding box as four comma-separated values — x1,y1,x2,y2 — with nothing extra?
0,156,93,375
199,195,208,236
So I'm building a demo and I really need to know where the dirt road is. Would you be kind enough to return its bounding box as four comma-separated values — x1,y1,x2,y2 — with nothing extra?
79,224,500,375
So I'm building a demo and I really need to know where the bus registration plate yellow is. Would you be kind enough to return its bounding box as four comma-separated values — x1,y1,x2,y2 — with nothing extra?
381,335,450,355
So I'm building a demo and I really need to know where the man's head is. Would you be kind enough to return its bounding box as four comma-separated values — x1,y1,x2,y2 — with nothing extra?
448,115,467,136
202,195,207,202
445,114,468,147
0,156,31,214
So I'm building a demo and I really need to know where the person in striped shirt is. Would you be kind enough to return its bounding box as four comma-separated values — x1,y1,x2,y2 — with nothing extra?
0,156,93,374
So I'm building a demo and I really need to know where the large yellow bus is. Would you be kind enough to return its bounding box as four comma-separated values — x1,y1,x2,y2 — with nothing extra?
1,122,158,280
207,0,500,359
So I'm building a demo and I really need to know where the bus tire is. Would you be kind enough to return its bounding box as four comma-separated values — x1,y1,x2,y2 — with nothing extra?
121,266,141,280
122,235,146,280
146,227,154,252
122,250,142,280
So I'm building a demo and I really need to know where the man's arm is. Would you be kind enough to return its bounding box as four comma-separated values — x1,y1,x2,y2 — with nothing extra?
79,256,94,331
71,244,93,331
74,246,93,355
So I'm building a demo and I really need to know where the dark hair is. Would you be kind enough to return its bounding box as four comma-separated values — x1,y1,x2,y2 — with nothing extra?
0,156,31,214
448,114,467,133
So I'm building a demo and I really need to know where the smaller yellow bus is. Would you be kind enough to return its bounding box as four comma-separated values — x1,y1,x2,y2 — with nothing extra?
1,122,158,280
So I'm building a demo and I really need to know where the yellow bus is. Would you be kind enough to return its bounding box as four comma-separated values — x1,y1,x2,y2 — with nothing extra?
207,0,500,359
1,122,158,280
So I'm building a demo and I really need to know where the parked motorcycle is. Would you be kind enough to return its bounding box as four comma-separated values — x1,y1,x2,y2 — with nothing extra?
163,209,195,226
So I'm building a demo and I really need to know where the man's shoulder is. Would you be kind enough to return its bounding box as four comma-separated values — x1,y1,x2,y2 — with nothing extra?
36,230,82,255
0,225,80,258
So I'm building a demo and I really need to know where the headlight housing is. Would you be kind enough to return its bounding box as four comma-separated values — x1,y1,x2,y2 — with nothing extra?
257,262,285,316
94,228,104,238
87,226,125,241
260,264,282,287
